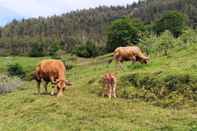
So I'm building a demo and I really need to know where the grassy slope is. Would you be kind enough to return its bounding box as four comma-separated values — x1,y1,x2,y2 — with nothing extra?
0,46,197,130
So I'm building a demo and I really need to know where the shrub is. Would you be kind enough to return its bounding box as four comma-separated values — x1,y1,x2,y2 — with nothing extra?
106,17,144,52
0,75,23,94
49,41,62,56
7,63,26,78
119,72,197,107
29,43,46,57
73,40,101,58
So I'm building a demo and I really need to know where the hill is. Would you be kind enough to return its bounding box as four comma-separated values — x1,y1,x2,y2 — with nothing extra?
0,32,196,130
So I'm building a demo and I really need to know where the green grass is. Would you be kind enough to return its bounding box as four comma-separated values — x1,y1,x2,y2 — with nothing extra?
0,83,196,131
0,45,197,130
0,56,48,73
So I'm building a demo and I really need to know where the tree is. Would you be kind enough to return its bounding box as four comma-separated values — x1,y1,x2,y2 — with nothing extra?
154,11,187,37
106,17,144,52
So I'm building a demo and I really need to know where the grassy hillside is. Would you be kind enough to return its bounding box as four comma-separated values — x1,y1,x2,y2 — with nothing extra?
0,41,196,130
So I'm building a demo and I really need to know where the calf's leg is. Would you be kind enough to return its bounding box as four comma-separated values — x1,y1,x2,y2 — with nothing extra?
107,85,112,99
112,83,117,98
37,80,41,95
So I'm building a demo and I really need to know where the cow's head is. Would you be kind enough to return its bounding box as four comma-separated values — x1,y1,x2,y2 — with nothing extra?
140,56,149,64
55,79,72,97
55,79,66,97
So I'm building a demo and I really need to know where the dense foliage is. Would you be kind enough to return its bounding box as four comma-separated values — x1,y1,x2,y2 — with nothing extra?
73,40,103,57
0,0,196,56
154,11,187,37
106,17,144,52
7,63,26,78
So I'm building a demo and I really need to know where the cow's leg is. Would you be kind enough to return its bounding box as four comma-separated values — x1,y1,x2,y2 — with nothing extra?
115,58,123,70
44,81,49,94
131,56,136,64
37,80,41,95
118,61,123,69
102,84,105,97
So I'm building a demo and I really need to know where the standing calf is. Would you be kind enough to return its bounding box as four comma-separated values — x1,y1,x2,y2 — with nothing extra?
102,73,117,98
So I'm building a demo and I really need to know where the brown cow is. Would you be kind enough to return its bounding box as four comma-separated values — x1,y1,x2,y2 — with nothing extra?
34,59,71,97
113,46,149,68
102,73,117,99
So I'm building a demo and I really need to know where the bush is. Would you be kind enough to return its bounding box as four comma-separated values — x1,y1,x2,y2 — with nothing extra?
49,41,62,56
0,75,23,94
29,43,46,57
106,17,144,52
7,63,26,78
119,72,197,107
73,40,101,58
154,11,187,37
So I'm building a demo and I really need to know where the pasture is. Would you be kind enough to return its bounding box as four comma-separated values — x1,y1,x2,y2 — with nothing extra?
0,44,196,130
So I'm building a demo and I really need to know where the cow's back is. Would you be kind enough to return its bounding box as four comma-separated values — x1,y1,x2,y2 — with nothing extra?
114,46,135,59
36,59,65,80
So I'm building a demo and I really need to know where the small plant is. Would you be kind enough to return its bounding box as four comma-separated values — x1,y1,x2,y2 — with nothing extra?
157,31,175,56
7,63,26,78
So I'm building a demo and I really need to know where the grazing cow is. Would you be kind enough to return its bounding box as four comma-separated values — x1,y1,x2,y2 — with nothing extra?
34,59,71,97
113,46,149,68
102,73,117,99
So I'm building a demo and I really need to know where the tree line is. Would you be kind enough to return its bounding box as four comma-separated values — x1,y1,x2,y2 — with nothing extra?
0,0,196,57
